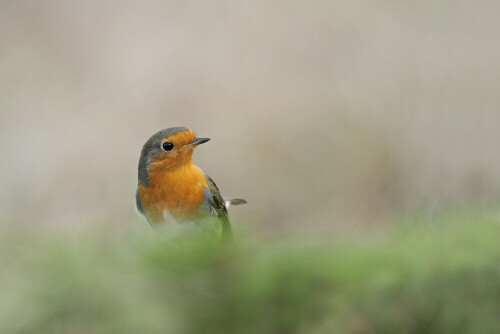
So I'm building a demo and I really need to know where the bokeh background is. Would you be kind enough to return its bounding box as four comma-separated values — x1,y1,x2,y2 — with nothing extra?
1,1,499,236
1,2,500,333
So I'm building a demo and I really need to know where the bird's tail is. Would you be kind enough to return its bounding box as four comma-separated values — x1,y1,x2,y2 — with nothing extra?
224,198,247,209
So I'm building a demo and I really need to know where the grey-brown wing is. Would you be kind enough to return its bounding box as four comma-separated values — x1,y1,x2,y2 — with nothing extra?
202,173,232,241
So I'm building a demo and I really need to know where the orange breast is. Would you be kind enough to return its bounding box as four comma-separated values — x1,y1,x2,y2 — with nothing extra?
139,162,209,225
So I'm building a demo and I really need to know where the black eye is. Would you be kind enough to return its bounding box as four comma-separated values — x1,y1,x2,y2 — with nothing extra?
162,142,174,151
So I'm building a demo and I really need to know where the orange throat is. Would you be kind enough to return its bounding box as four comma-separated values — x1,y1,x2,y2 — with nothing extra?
139,162,209,224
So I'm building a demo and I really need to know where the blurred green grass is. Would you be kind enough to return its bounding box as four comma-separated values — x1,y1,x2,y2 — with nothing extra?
2,210,500,334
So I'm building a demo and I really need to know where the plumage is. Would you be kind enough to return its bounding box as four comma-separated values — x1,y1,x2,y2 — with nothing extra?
136,127,245,241
202,173,232,241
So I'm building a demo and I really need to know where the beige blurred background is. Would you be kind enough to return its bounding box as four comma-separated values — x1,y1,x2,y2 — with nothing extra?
1,1,499,237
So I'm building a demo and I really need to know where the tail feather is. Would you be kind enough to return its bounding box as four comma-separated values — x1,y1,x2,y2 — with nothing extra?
224,198,247,208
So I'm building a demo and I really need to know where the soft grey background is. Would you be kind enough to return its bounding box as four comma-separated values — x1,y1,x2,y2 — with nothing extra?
1,1,499,237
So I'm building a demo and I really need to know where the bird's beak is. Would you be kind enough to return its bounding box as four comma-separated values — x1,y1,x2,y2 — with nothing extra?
186,137,211,147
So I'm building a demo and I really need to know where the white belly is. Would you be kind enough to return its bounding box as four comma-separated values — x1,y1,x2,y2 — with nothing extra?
149,210,220,239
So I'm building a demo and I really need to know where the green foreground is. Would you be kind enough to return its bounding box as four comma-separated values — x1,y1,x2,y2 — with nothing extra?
2,211,500,334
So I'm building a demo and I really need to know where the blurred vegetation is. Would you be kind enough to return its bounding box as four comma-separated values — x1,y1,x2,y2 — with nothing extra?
2,210,500,334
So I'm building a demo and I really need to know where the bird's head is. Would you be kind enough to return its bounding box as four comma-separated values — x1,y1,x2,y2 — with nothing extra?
138,127,210,184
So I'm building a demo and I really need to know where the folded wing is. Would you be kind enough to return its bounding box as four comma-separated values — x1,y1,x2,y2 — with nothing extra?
202,174,232,241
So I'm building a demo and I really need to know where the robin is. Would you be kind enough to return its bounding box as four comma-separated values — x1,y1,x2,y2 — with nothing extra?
136,126,246,240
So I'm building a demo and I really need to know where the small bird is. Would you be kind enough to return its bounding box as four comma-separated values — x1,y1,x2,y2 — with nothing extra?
136,126,246,241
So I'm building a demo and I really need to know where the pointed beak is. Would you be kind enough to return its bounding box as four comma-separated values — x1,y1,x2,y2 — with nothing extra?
186,137,211,147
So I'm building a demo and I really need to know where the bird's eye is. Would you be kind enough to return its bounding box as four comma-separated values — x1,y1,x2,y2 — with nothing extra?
162,142,174,151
